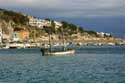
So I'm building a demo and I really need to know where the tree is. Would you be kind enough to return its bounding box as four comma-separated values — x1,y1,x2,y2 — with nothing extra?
45,18,51,21
85,30,98,37
51,20,56,34
61,21,68,28
0,9,29,24
78,27,84,33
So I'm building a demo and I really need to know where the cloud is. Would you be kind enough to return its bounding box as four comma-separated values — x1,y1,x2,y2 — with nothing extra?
0,0,125,18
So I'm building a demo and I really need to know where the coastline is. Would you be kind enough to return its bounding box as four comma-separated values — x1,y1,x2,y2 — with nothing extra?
0,38,125,49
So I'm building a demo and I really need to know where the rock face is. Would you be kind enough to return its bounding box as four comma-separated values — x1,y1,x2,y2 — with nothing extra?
0,20,13,42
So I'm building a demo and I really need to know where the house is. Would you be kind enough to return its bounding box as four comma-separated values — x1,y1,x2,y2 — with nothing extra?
13,31,19,41
97,32,105,37
54,21,62,29
28,16,51,28
28,16,62,29
13,29,29,42
0,28,2,43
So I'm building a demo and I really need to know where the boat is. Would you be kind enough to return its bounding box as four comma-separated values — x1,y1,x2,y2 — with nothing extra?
41,48,75,56
9,42,25,49
41,26,75,56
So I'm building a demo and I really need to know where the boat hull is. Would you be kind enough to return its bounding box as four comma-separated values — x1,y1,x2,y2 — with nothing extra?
41,49,75,56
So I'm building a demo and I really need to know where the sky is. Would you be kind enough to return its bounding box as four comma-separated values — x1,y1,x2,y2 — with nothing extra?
0,0,125,38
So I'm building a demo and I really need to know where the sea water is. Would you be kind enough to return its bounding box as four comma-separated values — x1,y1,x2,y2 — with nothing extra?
0,46,125,83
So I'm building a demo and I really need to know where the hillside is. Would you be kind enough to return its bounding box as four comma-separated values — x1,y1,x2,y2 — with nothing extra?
0,8,113,42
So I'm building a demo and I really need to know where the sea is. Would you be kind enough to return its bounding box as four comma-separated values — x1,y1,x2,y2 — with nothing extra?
0,46,125,83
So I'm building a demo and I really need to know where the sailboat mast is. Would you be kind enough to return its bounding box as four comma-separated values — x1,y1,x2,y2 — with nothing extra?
61,27,65,51
48,33,51,51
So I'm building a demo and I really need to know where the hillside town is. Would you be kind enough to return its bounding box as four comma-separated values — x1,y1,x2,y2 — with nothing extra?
0,9,125,49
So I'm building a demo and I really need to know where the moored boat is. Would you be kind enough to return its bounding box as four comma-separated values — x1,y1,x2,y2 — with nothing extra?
41,25,76,56
41,48,75,56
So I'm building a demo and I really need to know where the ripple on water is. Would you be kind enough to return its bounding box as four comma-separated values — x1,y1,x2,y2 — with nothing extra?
0,46,125,83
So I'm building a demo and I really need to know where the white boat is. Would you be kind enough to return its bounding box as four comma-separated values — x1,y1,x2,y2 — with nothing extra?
9,42,25,48
41,48,75,56
41,26,75,56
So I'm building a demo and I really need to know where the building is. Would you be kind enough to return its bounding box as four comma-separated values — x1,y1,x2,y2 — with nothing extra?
13,31,19,41
28,16,62,29
28,16,51,28
13,29,29,42
97,32,105,37
54,21,62,29
97,32,111,37
0,28,2,43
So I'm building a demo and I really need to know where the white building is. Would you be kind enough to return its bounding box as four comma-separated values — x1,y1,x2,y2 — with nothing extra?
97,32,111,37
0,28,2,43
54,21,62,29
28,16,62,29
28,16,51,28
105,33,111,36
97,32,105,37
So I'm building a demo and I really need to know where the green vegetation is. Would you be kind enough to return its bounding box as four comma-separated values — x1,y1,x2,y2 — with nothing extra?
0,9,29,25
85,30,98,37
45,18,51,21
78,27,84,33
61,21,81,35
27,26,45,39
104,34,112,38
